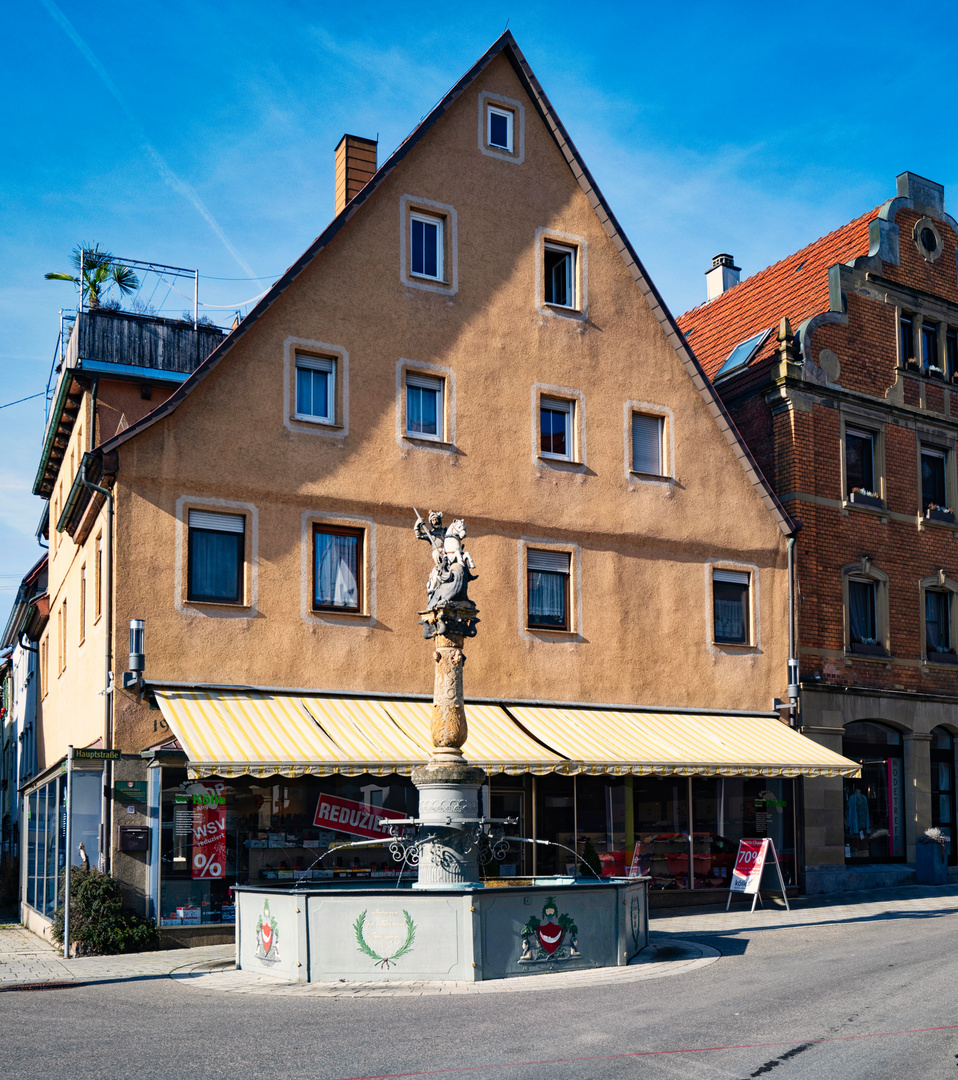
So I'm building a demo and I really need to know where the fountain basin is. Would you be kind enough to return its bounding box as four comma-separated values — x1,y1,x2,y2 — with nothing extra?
235,877,649,983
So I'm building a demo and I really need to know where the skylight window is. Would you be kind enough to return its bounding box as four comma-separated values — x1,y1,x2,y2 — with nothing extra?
716,328,772,377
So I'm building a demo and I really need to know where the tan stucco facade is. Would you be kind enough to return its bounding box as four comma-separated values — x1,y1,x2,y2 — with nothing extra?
80,51,793,756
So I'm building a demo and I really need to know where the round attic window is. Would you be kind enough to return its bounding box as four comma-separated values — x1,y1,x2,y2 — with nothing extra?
915,218,943,263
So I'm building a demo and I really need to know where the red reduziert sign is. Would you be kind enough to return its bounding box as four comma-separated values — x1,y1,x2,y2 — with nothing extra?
313,793,406,840
729,838,769,895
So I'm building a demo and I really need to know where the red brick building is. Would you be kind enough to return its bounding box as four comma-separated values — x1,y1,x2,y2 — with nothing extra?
680,173,958,890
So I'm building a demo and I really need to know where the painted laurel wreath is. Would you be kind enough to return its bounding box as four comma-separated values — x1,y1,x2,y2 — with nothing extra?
354,909,416,969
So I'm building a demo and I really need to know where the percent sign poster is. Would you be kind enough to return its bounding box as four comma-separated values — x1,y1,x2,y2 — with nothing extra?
192,783,226,879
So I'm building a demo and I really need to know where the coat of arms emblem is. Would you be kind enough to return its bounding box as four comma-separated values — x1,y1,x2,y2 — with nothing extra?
255,899,280,963
519,896,580,964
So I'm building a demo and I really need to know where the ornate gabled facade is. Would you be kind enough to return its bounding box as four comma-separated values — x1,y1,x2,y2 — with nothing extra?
680,172,958,889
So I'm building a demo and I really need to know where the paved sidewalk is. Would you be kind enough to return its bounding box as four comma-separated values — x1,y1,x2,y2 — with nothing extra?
3,882,956,997
0,924,233,989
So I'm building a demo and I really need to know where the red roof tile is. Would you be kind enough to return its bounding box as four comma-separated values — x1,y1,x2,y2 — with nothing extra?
678,207,881,380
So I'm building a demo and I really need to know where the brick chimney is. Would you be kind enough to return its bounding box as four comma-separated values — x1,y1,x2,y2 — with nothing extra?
335,135,377,215
705,253,741,301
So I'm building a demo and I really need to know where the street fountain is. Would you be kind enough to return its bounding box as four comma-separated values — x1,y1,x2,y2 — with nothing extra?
233,513,648,982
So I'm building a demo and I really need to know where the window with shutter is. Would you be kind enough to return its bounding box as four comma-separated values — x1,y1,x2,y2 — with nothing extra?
631,413,664,475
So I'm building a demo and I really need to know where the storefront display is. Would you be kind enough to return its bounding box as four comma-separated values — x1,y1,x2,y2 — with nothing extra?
842,721,905,862
157,769,419,925
930,727,956,865
23,766,101,919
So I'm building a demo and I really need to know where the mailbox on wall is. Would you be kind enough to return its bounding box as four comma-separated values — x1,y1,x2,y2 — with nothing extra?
118,826,150,852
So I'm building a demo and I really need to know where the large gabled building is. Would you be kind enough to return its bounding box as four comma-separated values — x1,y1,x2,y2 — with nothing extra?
680,172,958,891
20,33,858,940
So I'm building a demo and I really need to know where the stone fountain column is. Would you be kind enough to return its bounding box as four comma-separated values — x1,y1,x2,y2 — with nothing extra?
413,601,484,888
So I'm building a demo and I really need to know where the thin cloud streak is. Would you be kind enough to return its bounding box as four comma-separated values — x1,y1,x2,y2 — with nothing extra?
37,0,257,278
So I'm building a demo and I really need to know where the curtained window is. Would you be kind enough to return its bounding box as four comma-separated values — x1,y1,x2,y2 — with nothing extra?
926,590,951,653
528,549,571,630
848,578,877,645
187,510,245,603
713,569,750,644
313,526,362,611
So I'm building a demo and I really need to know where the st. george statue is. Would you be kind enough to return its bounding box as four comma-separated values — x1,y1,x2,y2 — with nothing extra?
413,510,477,610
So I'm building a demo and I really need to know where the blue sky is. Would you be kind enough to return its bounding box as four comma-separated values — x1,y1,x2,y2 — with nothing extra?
3,0,958,603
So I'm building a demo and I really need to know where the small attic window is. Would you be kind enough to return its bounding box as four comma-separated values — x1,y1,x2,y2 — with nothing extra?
716,328,772,378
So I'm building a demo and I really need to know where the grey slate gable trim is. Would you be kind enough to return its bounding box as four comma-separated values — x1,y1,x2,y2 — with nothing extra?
96,32,794,538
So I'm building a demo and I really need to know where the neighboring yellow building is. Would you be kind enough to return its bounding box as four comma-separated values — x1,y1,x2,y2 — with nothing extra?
22,33,856,940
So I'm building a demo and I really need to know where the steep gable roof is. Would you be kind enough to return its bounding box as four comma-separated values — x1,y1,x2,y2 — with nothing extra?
96,32,794,537
678,208,878,381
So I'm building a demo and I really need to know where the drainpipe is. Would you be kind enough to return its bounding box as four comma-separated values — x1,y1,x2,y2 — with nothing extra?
80,456,113,874
786,535,800,728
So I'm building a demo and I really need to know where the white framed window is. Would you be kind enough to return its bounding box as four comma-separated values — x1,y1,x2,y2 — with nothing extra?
187,509,246,605
400,196,458,295
478,91,525,163
713,569,751,645
487,106,513,151
527,549,571,631
294,354,335,423
406,372,444,441
631,412,665,476
410,212,443,281
540,397,573,460
544,243,576,308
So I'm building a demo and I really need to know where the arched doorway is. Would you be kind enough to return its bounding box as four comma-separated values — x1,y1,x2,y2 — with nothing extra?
842,721,905,862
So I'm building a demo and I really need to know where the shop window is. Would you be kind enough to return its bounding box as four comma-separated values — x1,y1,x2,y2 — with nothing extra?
712,569,750,645
842,721,905,862
527,549,571,631
931,728,956,865
312,525,362,612
187,509,245,604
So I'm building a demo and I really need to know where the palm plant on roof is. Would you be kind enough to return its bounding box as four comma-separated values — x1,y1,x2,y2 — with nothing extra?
45,243,138,309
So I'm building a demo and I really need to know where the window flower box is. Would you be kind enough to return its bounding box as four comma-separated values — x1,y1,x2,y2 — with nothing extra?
927,650,958,665
849,489,883,509
927,365,944,379
905,358,921,372
850,641,887,657
925,505,955,524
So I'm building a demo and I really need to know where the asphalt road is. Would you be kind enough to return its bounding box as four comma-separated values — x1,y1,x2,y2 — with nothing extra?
3,908,957,1080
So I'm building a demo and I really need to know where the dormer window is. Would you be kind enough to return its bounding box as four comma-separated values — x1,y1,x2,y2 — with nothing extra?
715,328,772,378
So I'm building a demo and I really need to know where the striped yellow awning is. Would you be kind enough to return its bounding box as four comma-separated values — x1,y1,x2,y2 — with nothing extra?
153,689,859,780
154,689,564,778
381,700,563,775
508,706,860,778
